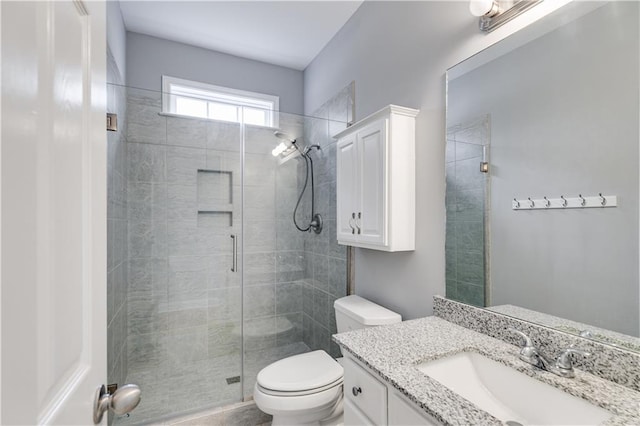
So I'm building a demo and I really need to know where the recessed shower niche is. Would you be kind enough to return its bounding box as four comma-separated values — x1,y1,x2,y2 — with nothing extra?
197,169,234,227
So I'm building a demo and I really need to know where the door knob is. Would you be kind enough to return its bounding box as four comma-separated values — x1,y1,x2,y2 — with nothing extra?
93,384,141,423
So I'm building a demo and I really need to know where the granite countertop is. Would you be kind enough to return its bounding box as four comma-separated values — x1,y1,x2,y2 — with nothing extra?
333,317,640,426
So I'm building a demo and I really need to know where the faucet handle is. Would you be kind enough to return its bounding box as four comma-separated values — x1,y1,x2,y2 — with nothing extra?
556,347,590,370
508,328,548,369
508,327,535,348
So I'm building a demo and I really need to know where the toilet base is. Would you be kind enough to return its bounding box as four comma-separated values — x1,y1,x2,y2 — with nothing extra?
270,398,343,426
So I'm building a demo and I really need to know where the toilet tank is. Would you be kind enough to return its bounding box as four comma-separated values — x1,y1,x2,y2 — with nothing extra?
334,295,402,333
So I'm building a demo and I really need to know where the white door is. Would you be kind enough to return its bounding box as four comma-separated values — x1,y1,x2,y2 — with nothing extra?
357,120,387,246
1,1,107,424
336,135,359,243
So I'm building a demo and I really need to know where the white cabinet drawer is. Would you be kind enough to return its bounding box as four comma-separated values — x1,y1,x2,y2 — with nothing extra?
343,356,387,425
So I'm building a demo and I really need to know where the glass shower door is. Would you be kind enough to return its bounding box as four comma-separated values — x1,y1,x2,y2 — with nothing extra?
115,86,244,424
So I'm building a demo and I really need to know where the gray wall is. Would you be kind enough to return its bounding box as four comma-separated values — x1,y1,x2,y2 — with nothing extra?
303,1,527,320
126,32,304,115
449,2,639,336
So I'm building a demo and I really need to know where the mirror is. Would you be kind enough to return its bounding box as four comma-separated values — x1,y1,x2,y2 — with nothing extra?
446,1,640,352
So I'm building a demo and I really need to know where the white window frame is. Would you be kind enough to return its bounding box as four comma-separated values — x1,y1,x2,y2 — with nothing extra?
162,75,280,128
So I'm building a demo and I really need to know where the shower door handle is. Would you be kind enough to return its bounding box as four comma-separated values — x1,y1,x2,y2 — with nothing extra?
230,234,238,272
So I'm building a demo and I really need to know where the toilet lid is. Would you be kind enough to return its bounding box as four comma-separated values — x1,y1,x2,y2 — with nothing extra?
257,350,344,392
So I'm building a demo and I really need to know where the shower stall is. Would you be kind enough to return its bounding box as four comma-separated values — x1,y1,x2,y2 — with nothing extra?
106,75,352,423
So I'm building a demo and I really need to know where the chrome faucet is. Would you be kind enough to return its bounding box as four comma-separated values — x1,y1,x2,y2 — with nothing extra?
508,328,590,378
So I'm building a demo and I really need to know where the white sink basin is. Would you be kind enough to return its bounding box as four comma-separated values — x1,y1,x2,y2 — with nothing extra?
416,352,612,425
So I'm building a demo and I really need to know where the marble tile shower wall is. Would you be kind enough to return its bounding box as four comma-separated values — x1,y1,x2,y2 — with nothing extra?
445,117,490,307
106,48,129,398
300,85,352,358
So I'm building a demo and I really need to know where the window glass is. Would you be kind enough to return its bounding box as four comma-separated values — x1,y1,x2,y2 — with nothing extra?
162,76,279,127
175,96,208,119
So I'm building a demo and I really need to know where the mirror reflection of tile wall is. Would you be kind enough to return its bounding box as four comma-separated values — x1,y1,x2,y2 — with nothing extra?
445,116,490,307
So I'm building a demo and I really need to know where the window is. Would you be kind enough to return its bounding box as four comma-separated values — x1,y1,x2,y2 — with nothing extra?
162,76,279,127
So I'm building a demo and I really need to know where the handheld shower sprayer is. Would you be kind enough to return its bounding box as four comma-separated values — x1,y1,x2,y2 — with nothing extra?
273,130,323,234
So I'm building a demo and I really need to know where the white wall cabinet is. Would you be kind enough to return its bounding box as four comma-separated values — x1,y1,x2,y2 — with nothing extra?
343,353,441,426
335,105,418,251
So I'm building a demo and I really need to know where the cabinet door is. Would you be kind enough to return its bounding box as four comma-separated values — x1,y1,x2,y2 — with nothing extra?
337,135,359,243
357,120,387,245
344,399,376,426
343,356,388,425
389,390,441,426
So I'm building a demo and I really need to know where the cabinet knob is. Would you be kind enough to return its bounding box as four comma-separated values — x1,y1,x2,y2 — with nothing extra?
352,386,362,396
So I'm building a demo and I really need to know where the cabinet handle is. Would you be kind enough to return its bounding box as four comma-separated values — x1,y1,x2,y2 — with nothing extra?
352,386,362,396
349,212,356,234
230,234,237,272
356,212,361,235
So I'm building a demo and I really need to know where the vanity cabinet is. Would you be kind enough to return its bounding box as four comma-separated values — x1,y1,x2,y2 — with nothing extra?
343,353,441,426
334,105,418,251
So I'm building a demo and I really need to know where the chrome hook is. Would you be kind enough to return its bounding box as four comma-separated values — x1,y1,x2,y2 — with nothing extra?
528,197,535,208
599,193,606,206
560,195,567,207
513,198,520,208
543,196,550,208
578,194,586,207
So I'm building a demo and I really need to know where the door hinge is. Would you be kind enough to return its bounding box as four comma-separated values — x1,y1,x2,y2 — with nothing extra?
107,113,118,132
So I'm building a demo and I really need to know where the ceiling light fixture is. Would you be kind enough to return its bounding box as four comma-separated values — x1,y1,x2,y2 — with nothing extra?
471,0,543,32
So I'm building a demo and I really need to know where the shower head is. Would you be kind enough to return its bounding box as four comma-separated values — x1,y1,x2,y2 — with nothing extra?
272,130,298,158
274,131,296,144
272,130,303,159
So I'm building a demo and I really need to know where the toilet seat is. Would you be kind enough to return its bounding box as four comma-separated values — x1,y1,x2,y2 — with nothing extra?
253,380,343,416
256,377,343,397
257,350,344,394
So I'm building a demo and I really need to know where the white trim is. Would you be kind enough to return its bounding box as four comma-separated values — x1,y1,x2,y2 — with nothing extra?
0,0,3,420
161,75,279,127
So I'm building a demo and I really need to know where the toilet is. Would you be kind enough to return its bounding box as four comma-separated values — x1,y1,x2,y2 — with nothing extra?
253,295,402,426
